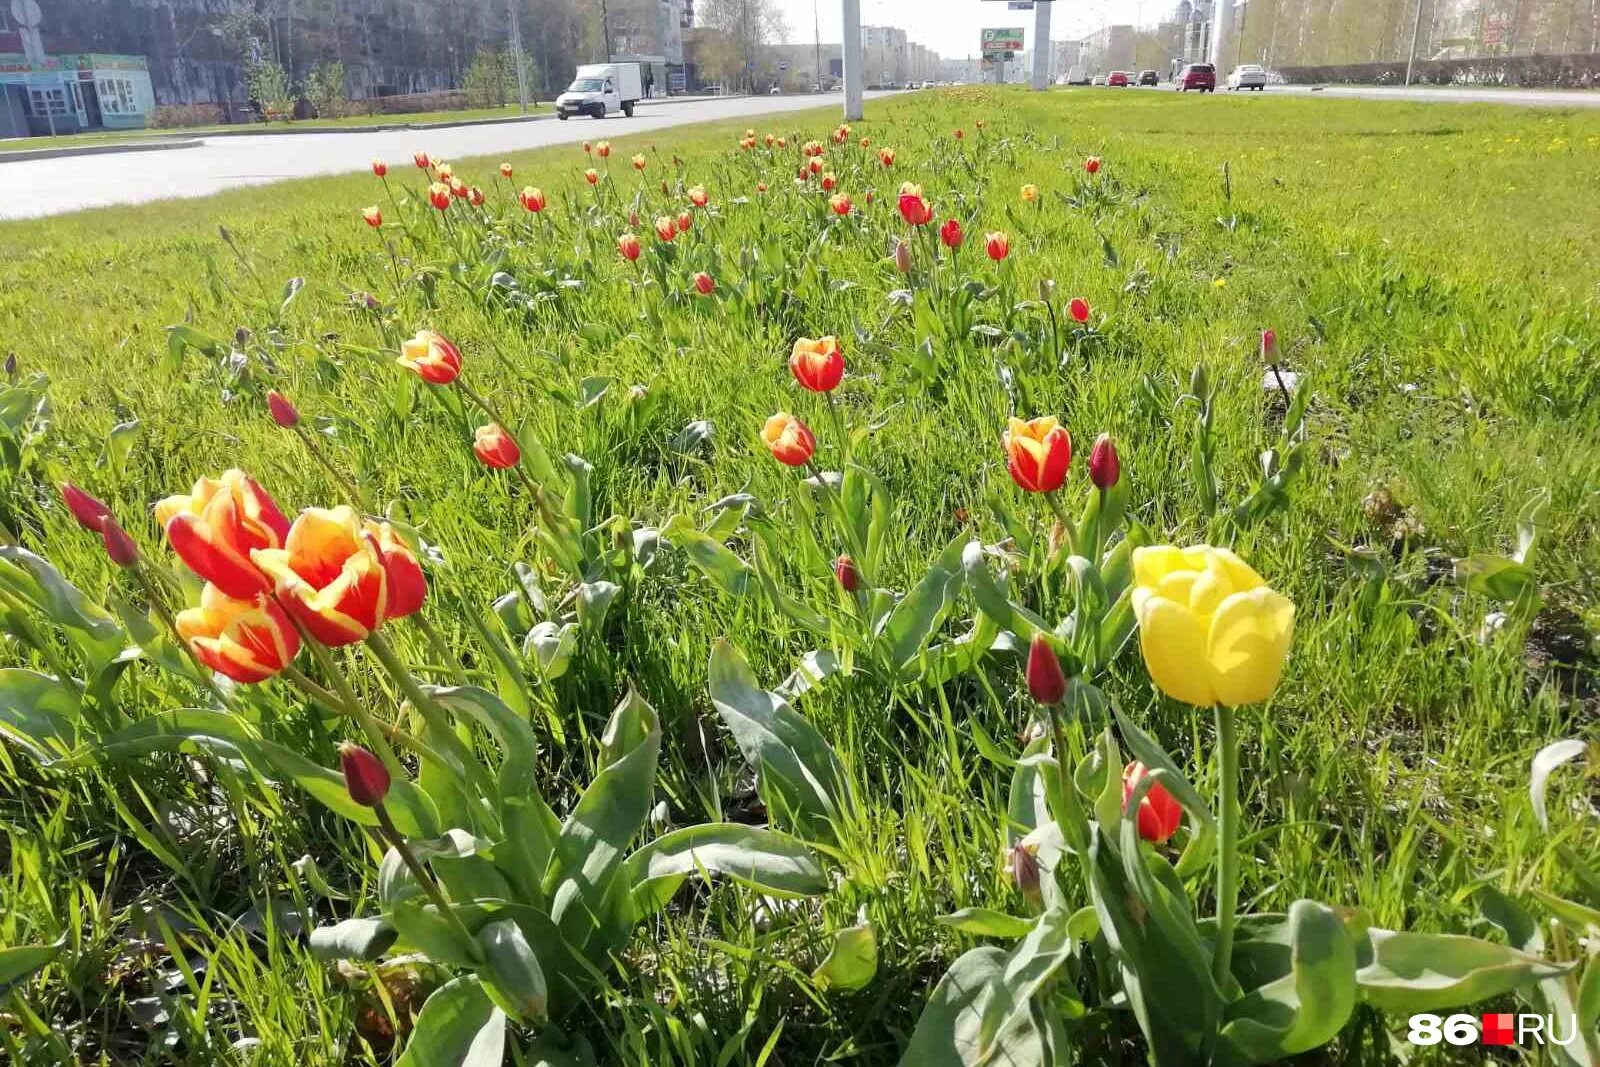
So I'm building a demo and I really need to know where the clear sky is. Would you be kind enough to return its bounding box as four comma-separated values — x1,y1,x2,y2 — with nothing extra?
771,0,1167,61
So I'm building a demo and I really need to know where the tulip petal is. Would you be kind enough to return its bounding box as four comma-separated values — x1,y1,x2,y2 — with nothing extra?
1133,545,1188,589
1132,588,1217,707
1206,588,1294,708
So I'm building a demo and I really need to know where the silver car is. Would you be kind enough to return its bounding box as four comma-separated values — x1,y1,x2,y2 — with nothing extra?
1227,64,1268,91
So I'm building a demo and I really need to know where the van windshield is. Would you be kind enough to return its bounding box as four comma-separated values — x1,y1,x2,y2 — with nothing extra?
569,78,605,92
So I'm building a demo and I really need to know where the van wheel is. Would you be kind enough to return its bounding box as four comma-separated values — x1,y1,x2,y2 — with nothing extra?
558,112,569,120
622,101,635,117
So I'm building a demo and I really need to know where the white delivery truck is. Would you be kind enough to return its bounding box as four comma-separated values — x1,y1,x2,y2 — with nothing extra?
556,62,644,119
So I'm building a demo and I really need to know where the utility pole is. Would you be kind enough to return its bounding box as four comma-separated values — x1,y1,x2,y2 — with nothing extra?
813,0,822,87
1404,0,1425,85
842,0,863,119
1031,0,1050,89
509,0,529,111
600,0,613,60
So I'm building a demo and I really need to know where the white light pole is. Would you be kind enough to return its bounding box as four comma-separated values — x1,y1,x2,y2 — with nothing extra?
1031,0,1051,89
842,0,863,119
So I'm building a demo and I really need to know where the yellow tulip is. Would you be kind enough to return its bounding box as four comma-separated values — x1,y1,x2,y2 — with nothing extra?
1130,544,1293,707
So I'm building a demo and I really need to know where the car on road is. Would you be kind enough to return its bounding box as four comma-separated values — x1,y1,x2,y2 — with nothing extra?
1108,71,1131,87
1176,63,1217,92
1227,64,1268,91
1139,70,1159,86
1091,75,1107,86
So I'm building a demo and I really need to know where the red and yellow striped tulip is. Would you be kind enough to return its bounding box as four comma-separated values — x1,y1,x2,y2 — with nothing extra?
472,424,522,469
397,330,462,384
519,186,546,212
365,520,426,620
761,412,816,467
175,584,300,683
158,470,291,599
252,506,390,647
428,182,451,210
1004,417,1072,494
789,337,844,392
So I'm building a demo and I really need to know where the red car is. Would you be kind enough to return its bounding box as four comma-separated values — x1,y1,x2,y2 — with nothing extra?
1176,63,1216,92
1107,71,1130,87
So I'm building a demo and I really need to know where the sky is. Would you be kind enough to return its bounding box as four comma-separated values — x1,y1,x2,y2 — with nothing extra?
771,0,1168,61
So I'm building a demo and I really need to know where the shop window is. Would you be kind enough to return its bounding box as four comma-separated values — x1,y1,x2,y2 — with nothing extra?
96,78,140,115
28,87,68,117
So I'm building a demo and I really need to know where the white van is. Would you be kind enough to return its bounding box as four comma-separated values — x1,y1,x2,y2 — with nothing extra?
556,63,644,119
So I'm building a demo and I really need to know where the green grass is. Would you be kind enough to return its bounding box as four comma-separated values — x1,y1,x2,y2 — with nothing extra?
1,87,1598,1065
0,105,546,154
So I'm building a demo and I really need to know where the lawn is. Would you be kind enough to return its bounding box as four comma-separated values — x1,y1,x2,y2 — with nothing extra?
1,87,1597,1066
0,105,546,154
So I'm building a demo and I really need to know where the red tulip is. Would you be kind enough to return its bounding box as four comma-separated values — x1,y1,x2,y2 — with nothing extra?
1122,761,1183,843
760,412,816,467
473,424,521,469
596,141,611,158
157,470,291,599
692,271,715,296
176,584,301,682
585,168,599,185
519,186,546,212
428,182,451,210
834,554,860,592
820,172,837,192
100,515,140,568
1069,297,1091,324
1261,328,1278,362
898,187,932,226
499,162,514,178
618,233,642,261
582,140,593,154
789,337,844,392
939,218,963,248
878,147,895,167
1025,633,1067,705
340,742,391,807
1084,156,1101,175
362,205,382,228
677,210,693,233
412,151,430,169
397,330,462,385
1089,434,1120,490
756,182,768,194
984,231,1010,261
1005,417,1072,494
954,128,964,140
653,216,676,242
371,159,387,177
266,390,299,428
365,521,427,620
829,193,852,216
61,483,112,532
688,184,709,207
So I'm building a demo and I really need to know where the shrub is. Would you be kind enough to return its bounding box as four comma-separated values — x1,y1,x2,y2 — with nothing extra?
149,104,225,129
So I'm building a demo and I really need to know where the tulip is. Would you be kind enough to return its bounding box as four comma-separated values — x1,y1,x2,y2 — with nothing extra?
499,162,513,178
954,128,964,140
1084,156,1101,175
1068,297,1091,324
893,239,912,274
859,136,871,147
653,216,676,242
1122,761,1183,843
397,330,462,385
596,141,611,158
61,483,111,532
428,182,451,210
435,161,452,179
829,193,852,216
362,205,382,228
3,352,14,378
1010,843,1041,906
251,506,390,646
582,140,592,154
976,118,986,129
939,219,963,248
834,554,860,592
803,140,823,157
984,231,1010,261
688,184,708,207
1025,633,1067,705
808,157,824,175
756,182,768,194
175,583,300,683
585,168,599,185
789,337,844,392
677,210,693,233
618,233,642,261
632,153,647,170
1261,328,1277,362
764,133,775,146
371,159,387,177
820,172,837,192
897,184,931,226
100,515,140,568
365,520,426,620
413,151,430,169
692,271,715,296
1088,434,1120,491
519,186,546,212
473,424,521,469
449,178,469,199
1129,544,1294,708
158,470,291,599
266,390,299,428
776,137,787,149
745,128,756,139
1004,417,1072,494
468,186,485,207
760,412,815,467
340,742,391,806
878,147,895,167
1021,183,1038,202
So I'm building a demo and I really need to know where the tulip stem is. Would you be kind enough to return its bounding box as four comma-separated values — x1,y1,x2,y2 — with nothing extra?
1044,492,1077,558
1212,702,1241,994
291,423,371,515
364,630,495,800
413,613,470,687
373,802,482,963
454,376,517,440
303,636,406,784
128,563,234,709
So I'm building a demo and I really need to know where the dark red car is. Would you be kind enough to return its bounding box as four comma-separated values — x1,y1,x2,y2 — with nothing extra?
1176,63,1216,92
1107,71,1131,87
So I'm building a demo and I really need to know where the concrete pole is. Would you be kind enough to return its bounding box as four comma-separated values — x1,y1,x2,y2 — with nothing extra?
1404,0,1425,85
842,0,864,120
1208,0,1233,66
1031,1,1051,89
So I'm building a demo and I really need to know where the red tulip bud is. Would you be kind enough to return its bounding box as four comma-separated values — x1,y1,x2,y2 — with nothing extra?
1088,434,1120,491
339,742,391,807
893,239,912,274
1010,844,1041,905
1260,328,1277,362
3,352,15,378
266,390,300,428
1025,633,1067,705
834,554,860,592
60,483,112,532
99,515,140,568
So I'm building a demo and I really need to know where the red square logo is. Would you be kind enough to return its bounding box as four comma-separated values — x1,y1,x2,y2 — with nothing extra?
1482,1013,1516,1046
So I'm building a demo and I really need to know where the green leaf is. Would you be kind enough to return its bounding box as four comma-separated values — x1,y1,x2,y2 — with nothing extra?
874,534,966,680
101,419,140,479
391,900,483,969
962,541,1052,640
625,823,827,914
395,976,506,1067
977,905,1077,1057
1006,736,1050,845
1453,553,1538,602
0,545,123,666
661,514,751,596
1216,901,1358,1066
1112,705,1213,830
575,580,620,633
0,668,82,762
935,909,1037,940
1531,738,1589,832
1578,955,1599,1034
1477,886,1596,1067
813,919,877,993
1353,925,1575,1013
0,938,64,997
897,946,1061,1067
307,917,397,962
707,639,849,841
476,918,548,1023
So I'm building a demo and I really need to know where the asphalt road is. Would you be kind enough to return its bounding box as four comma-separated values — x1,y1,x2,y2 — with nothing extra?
1124,81,1599,108
0,92,896,221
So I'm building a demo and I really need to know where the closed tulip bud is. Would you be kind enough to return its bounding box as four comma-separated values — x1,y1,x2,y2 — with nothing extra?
976,118,986,129
893,239,913,274
473,424,521,469
519,186,546,212
1084,156,1102,175
371,159,387,177
954,128,964,140
397,330,462,385
618,233,642,261
1005,416,1072,493
1069,297,1091,324
692,271,715,296
340,742,391,807
1122,761,1183,843
790,336,844,392
266,390,299,428
688,184,708,207
100,515,140,568
878,147,895,167
756,182,768,193
653,216,676,242
413,151,430,169
834,554,860,592
677,210,693,233
1010,843,1041,904
499,162,513,178
469,186,485,207
61,483,112,532
939,218,963,248
632,153,647,170
760,412,816,467
596,140,611,158
4,352,15,378
1025,633,1068,705
449,177,469,198
1261,328,1278,362
984,231,1010,261
582,140,593,154
628,210,641,227
1089,434,1120,490
428,182,451,210
820,172,837,191
1020,183,1039,203
585,168,599,184
361,205,382,227
776,137,787,148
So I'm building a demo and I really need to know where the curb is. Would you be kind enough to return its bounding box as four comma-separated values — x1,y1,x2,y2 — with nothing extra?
0,136,202,163
196,111,553,136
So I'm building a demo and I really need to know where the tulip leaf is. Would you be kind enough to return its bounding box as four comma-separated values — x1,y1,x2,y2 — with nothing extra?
707,639,850,842
0,545,124,667
395,976,506,1067
391,901,484,970
1453,553,1538,603
961,541,1052,640
1477,886,1595,1067
308,917,397,962
813,919,878,993
752,536,828,635
1530,738,1589,832
661,514,751,596
476,918,549,1024
897,946,1062,1067
0,668,82,763
875,534,967,680
625,823,827,914
977,905,1077,1057
1006,735,1051,844
1352,925,1574,1013
936,908,1037,940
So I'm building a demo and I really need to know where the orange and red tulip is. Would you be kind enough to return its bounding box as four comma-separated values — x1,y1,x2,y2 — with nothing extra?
653,216,676,242
596,141,610,157
582,140,593,154
449,178,469,199
693,271,715,296
371,159,387,177
428,182,451,210
1122,760,1183,843
1004,417,1072,493
820,172,837,192
519,186,546,212
252,506,390,646
789,337,844,392
468,186,485,206
687,184,708,207
585,168,599,185
158,470,291,599
365,520,426,620
756,182,768,193
761,412,816,467
984,231,1010,261
829,193,852,215
878,147,895,167
397,330,462,384
472,424,521,469
175,583,300,683
1069,297,1091,324
898,184,931,226
632,153,647,170
499,162,513,178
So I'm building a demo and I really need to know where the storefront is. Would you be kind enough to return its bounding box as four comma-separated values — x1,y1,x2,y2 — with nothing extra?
0,53,153,138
